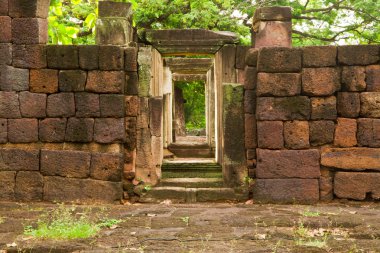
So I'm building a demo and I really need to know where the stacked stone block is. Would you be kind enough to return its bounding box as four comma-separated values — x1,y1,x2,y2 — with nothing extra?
0,0,140,203
245,45,380,203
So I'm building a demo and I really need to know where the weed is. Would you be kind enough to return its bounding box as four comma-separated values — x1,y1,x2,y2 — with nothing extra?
180,216,190,226
293,221,329,249
301,209,320,217
24,203,122,240
0,217,4,224
144,185,152,192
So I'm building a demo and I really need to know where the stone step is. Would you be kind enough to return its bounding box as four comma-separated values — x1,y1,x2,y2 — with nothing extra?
159,178,224,188
162,171,222,178
139,186,248,203
168,144,214,158
162,162,222,178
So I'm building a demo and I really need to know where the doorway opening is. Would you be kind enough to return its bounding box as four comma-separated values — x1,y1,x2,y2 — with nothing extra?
174,80,206,144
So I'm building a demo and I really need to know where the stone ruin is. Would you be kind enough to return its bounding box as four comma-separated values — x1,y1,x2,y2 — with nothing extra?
0,0,379,204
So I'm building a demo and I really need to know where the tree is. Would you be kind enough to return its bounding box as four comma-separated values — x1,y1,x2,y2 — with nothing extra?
48,0,380,45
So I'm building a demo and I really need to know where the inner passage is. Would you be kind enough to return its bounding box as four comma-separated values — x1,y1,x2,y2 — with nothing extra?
174,80,206,143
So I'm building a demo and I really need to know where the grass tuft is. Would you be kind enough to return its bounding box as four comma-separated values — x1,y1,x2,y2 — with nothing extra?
24,204,122,240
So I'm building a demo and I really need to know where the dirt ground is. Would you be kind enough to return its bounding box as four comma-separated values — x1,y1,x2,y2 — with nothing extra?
0,201,380,253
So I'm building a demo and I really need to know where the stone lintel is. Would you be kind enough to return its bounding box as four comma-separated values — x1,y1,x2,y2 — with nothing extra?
172,74,207,82
164,58,213,74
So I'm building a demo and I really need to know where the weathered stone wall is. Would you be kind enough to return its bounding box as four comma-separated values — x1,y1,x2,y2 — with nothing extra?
0,1,139,203
245,45,380,203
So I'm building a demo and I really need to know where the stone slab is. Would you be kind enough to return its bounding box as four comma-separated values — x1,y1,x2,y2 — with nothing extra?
334,172,380,200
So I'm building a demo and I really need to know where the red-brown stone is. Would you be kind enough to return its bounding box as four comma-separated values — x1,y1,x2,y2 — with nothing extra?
256,149,320,179
342,66,366,91
41,149,91,178
9,0,50,18
78,45,99,70
334,172,380,200
47,45,79,69
65,118,94,143
0,171,15,200
309,120,335,146
357,118,380,147
338,45,379,66
47,93,75,117
302,46,337,67
360,92,380,118
245,114,257,149
94,118,126,143
257,47,302,73
15,171,43,201
125,96,139,117
90,153,123,182
366,65,380,91
19,91,46,118
75,93,100,117
257,121,283,149
8,118,38,143
310,96,337,120
100,94,125,117
86,71,125,93
12,44,47,69
11,18,48,44
302,68,340,96
334,118,357,147
0,16,11,43
99,46,124,70
284,120,309,149
337,92,360,118
39,118,66,142
30,69,58,93
0,148,39,171
0,91,21,118
257,73,301,96
59,70,87,92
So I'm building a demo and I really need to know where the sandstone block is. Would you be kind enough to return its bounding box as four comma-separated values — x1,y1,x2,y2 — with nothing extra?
30,69,58,93
257,73,301,96
19,91,46,118
41,149,91,178
245,114,257,149
0,43,11,65
337,92,360,118
302,46,337,67
311,96,337,120
0,65,29,91
257,47,302,73
366,65,380,91
78,45,99,70
47,93,75,117
321,147,380,171
310,120,335,146
43,176,122,203
100,94,125,117
125,117,137,150
9,0,50,18
256,96,310,120
8,118,38,143
235,46,249,69
99,46,124,70
59,70,87,92
96,18,133,46
247,149,256,160
125,96,139,116
342,66,366,91
360,92,380,118
0,91,21,118
302,68,340,96
284,120,309,149
0,148,39,171
124,47,138,72
252,178,319,203
65,118,94,143
334,172,380,200
75,92,100,117
338,45,379,65
12,44,46,68
0,0,8,15
0,171,15,200
0,16,11,42
47,45,79,69
257,121,283,149
149,97,162,137
244,90,255,114
94,118,126,143
245,48,258,67
90,153,123,182
125,71,138,95
11,18,48,44
334,118,357,147
253,21,291,48
357,118,380,147
86,71,125,93
15,171,43,201
256,149,320,179
244,66,257,90
319,168,333,201
0,119,7,143
98,1,132,17
39,118,66,142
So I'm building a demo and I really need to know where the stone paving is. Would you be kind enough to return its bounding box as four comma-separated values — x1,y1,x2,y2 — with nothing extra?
0,201,380,252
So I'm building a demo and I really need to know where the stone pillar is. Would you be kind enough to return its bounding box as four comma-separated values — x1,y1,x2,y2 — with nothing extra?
96,1,133,45
252,6,292,48
223,83,246,186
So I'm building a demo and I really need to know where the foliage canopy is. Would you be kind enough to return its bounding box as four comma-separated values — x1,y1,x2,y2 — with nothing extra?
48,0,380,46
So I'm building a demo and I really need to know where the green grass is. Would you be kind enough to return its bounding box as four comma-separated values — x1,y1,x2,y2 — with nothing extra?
0,217,4,224
301,210,320,217
24,204,122,240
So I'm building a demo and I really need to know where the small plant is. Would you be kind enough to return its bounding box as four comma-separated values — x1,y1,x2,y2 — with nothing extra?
293,221,329,249
144,185,152,192
301,209,320,217
180,216,190,226
24,204,122,240
0,217,4,224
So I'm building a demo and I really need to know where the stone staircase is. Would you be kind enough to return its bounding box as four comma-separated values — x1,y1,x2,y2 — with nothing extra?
139,159,248,203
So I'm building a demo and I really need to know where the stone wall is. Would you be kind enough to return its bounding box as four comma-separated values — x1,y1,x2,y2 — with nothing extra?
245,45,380,203
0,0,139,203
